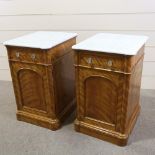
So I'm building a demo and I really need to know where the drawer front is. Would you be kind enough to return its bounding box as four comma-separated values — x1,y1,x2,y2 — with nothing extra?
8,47,46,64
79,53,125,72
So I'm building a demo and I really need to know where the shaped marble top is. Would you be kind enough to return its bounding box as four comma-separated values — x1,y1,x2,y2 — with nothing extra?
72,33,148,55
3,31,77,49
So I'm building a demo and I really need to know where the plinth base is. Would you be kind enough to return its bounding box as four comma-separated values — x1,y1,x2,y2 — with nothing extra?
74,105,140,146
17,100,75,130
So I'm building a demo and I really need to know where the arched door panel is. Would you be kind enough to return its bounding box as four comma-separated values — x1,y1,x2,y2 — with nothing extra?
85,76,117,125
77,68,120,130
18,69,46,112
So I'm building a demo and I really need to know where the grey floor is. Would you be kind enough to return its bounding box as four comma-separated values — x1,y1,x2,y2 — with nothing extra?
0,81,155,155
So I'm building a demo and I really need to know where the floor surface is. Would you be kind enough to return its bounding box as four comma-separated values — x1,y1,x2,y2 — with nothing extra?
0,81,155,155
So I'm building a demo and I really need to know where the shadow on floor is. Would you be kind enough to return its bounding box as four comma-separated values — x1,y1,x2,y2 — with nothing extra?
63,111,76,126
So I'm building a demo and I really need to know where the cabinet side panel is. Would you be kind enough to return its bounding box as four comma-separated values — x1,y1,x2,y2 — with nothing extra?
53,51,75,115
126,56,144,130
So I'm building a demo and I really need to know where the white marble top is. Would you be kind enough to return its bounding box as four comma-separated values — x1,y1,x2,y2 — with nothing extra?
3,31,77,49
72,33,148,55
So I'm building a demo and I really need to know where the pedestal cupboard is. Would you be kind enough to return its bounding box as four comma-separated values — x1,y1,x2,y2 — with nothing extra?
72,33,148,146
4,31,77,130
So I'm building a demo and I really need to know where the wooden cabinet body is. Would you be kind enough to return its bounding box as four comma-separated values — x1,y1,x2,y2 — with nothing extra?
6,38,76,130
74,46,144,146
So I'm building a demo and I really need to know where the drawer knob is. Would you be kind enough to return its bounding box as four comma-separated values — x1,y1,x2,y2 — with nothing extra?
16,52,20,58
107,60,113,67
31,54,36,61
87,57,92,64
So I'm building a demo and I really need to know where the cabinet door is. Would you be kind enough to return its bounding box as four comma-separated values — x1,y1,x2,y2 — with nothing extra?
10,62,54,117
76,68,123,131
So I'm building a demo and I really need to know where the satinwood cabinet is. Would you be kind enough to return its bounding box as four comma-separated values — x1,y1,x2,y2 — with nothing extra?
72,33,148,146
4,31,77,130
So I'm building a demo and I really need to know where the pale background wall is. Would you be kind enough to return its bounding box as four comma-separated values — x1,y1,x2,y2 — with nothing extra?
0,0,155,89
